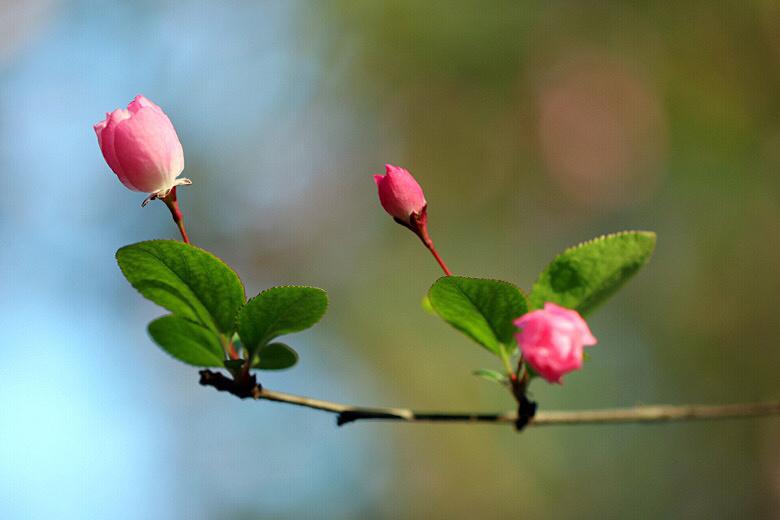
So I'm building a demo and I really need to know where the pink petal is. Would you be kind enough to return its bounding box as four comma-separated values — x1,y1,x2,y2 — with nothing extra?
374,164,427,222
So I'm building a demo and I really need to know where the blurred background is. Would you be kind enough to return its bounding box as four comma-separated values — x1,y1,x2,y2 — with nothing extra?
1,1,779,518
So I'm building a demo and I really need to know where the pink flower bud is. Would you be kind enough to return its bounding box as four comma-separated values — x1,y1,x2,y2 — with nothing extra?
94,95,190,203
514,303,597,384
373,164,427,224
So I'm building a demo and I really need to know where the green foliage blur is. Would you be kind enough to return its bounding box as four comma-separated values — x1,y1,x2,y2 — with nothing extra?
286,2,779,517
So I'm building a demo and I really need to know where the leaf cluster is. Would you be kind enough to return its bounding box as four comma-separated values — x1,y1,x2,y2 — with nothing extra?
117,231,655,382
425,232,656,384
117,241,327,371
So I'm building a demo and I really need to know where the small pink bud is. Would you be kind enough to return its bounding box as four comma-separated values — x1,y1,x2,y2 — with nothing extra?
94,95,191,204
514,303,597,384
373,164,427,224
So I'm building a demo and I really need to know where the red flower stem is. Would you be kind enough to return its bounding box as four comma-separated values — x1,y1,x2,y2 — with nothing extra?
412,215,452,276
425,241,452,276
219,335,240,360
228,343,239,360
161,187,191,244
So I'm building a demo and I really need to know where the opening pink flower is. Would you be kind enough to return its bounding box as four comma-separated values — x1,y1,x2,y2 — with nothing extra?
514,302,597,384
94,95,190,204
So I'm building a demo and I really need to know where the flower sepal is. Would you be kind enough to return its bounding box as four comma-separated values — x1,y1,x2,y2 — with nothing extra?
141,177,192,207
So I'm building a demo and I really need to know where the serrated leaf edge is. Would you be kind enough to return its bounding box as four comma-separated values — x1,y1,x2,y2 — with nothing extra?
238,285,329,349
530,230,656,287
544,230,655,260
428,276,528,353
116,239,248,303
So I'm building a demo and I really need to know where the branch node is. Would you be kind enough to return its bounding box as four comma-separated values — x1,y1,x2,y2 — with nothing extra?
199,369,262,399
197,371,780,428
515,396,538,432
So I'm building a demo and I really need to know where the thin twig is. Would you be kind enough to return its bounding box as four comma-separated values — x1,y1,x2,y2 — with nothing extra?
198,370,780,428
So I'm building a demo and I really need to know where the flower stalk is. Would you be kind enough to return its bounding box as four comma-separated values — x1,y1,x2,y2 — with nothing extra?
161,187,190,244
374,164,453,276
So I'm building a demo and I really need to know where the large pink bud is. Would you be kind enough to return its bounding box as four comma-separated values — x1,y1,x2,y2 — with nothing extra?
373,164,427,224
94,95,190,204
514,303,597,384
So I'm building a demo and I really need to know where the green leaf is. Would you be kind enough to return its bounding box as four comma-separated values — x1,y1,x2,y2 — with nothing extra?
254,343,299,370
472,368,509,387
237,286,328,352
428,276,528,356
529,231,656,315
148,315,225,367
421,294,436,315
117,240,246,334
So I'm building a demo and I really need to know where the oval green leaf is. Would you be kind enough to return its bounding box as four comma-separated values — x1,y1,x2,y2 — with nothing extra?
117,240,246,334
428,276,528,356
254,342,299,370
472,368,510,387
238,286,328,352
148,315,225,367
529,231,656,315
